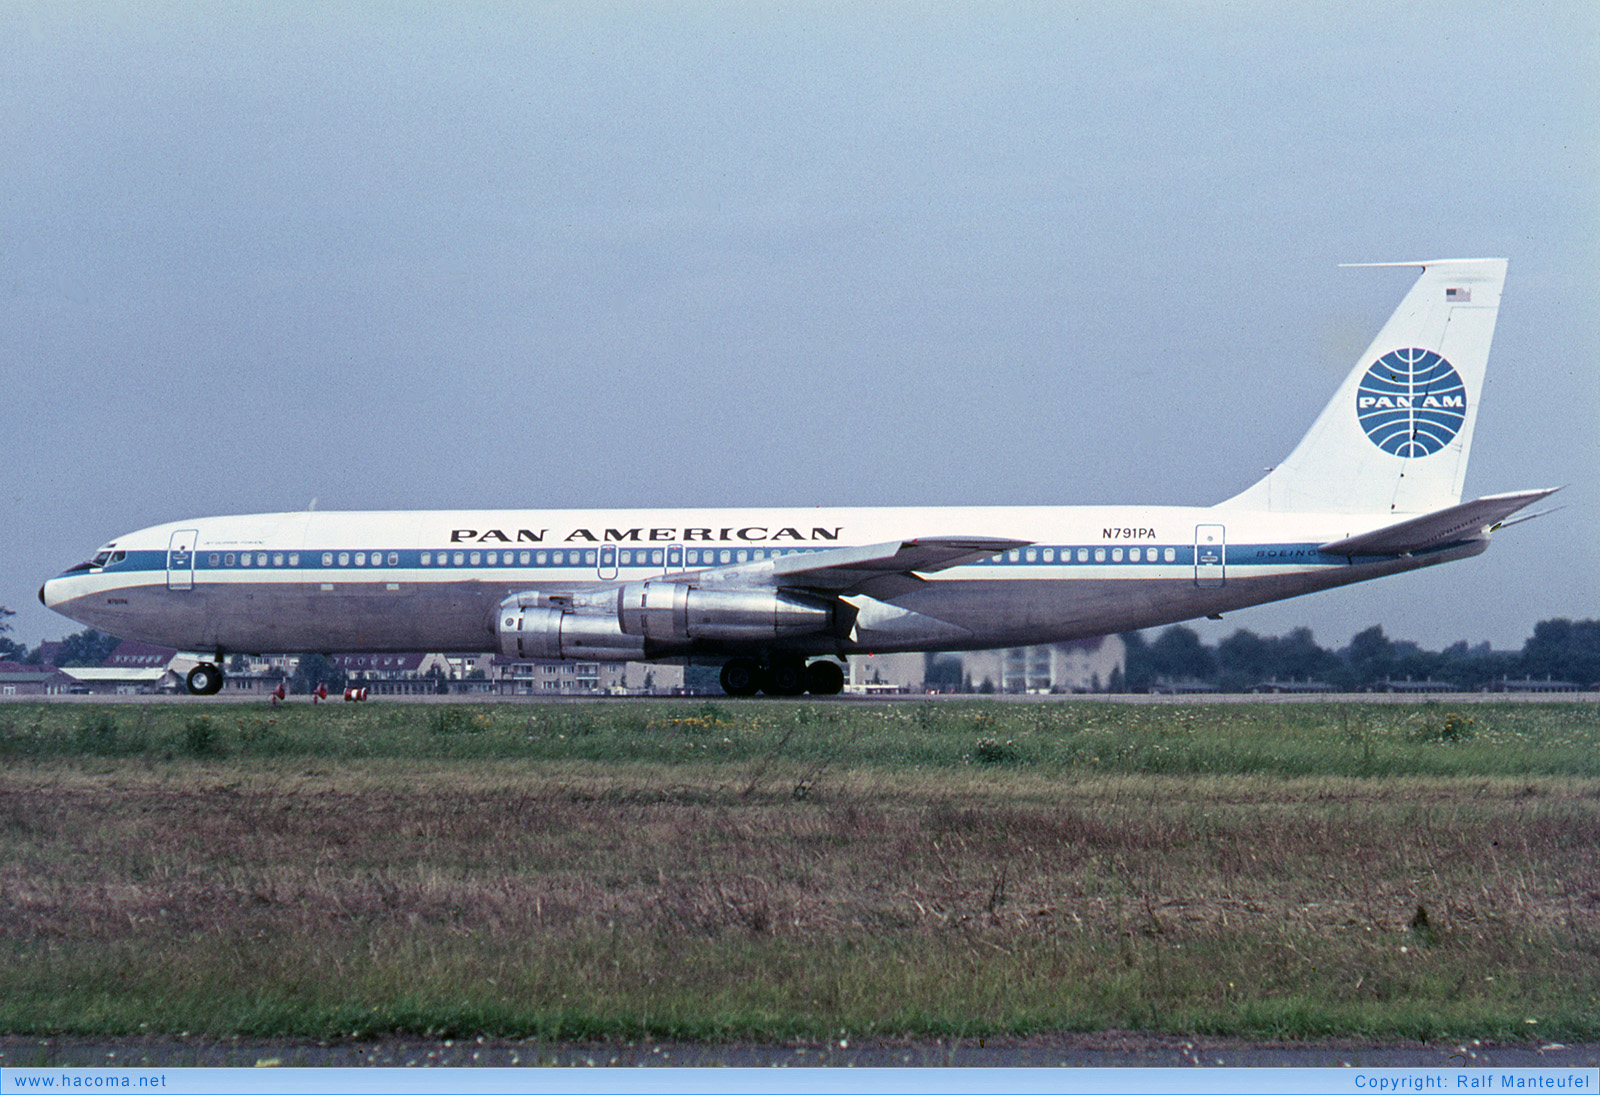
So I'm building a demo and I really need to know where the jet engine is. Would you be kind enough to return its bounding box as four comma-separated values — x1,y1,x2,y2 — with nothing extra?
496,602,646,662
617,580,835,643
496,581,837,661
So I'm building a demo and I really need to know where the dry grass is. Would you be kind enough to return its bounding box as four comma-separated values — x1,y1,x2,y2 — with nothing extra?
2,749,1597,1040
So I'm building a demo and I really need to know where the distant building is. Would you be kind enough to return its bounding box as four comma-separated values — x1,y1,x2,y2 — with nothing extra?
48,640,184,694
1371,678,1458,693
960,636,1126,694
847,653,925,694
847,637,1127,695
492,657,684,695
332,653,439,696
0,661,75,696
1250,679,1337,694
1490,676,1581,693
55,665,176,695
104,641,179,670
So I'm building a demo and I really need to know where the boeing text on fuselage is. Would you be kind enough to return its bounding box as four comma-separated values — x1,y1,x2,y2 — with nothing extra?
41,258,1555,696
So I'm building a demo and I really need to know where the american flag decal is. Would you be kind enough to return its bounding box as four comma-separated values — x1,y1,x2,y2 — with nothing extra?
1446,286,1471,302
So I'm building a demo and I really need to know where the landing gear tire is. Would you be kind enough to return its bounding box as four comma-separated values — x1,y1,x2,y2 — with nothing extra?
762,658,808,697
186,663,224,696
719,658,761,697
804,659,845,696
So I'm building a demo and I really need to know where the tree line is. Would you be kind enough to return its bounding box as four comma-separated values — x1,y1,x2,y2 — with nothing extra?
1118,618,1600,692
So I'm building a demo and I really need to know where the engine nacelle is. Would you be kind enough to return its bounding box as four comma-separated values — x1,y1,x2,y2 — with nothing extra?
497,601,645,662
618,580,835,643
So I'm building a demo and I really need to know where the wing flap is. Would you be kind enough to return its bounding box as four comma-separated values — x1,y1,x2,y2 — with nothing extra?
699,536,1030,593
1319,489,1558,556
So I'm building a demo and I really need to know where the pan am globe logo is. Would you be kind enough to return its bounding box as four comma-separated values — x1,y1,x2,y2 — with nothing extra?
1355,348,1467,458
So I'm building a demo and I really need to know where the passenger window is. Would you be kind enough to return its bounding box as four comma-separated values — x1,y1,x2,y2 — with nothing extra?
421,552,431,566
535,551,547,565
1094,548,1106,563
520,552,531,564
452,552,464,566
1042,548,1054,562
1008,550,1020,562
273,553,284,566
1112,548,1123,562
585,551,596,565
1078,548,1088,562
1129,548,1141,563
225,553,236,567
322,553,333,567
1164,547,1176,563
355,553,366,566
208,554,220,566
241,553,252,567
338,553,350,566
652,550,663,565
289,553,299,566
486,551,497,565
388,552,398,566
719,550,731,564
736,550,748,563
620,551,631,565
257,553,267,567
470,552,481,565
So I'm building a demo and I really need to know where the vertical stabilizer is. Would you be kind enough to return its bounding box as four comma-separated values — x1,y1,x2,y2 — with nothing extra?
1221,259,1507,515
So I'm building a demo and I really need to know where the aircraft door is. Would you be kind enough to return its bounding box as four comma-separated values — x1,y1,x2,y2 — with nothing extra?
1194,524,1225,589
598,544,618,580
167,529,199,591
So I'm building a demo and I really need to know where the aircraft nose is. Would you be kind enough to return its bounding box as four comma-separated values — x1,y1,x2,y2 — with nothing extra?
39,575,70,611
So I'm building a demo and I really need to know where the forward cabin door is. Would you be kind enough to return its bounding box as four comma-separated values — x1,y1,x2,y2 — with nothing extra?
1193,524,1226,589
166,529,199,591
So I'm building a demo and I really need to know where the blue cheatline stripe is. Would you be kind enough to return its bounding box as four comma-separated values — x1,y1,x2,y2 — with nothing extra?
90,541,1404,580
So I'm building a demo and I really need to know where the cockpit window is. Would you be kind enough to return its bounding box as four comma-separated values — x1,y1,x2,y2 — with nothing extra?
90,550,113,568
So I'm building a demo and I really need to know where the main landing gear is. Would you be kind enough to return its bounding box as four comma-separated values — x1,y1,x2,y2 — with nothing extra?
718,657,845,697
185,663,225,696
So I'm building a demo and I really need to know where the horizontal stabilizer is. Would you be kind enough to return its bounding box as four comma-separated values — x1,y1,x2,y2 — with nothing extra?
698,536,1031,594
1318,489,1558,556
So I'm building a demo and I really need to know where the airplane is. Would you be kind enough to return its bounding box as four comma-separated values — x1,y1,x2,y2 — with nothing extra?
41,258,1555,697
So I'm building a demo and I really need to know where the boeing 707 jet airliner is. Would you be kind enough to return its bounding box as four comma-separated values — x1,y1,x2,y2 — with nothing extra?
42,259,1554,696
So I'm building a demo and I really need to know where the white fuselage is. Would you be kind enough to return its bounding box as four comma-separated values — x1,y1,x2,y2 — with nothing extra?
40,504,1474,660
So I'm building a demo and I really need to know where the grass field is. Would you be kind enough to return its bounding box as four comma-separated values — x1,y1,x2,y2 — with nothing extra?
1,700,1596,1042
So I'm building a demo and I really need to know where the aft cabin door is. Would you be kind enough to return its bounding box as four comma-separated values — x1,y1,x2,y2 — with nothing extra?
166,529,199,591
1194,524,1225,589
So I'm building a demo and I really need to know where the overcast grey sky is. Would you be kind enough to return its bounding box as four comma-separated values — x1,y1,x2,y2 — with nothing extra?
4,2,1596,651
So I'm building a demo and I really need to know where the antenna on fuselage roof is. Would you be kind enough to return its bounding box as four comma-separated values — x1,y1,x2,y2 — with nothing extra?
307,498,319,512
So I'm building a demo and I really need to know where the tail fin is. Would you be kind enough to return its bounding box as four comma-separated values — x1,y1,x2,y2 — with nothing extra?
1221,258,1507,515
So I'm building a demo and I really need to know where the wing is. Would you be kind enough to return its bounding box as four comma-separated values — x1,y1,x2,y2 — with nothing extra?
695,536,1031,598
1318,488,1559,557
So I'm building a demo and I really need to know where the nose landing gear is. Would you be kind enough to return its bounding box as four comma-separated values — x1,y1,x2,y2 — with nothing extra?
185,663,225,696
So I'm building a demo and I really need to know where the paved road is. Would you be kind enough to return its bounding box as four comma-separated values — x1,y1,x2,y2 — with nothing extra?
3,1034,1596,1068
